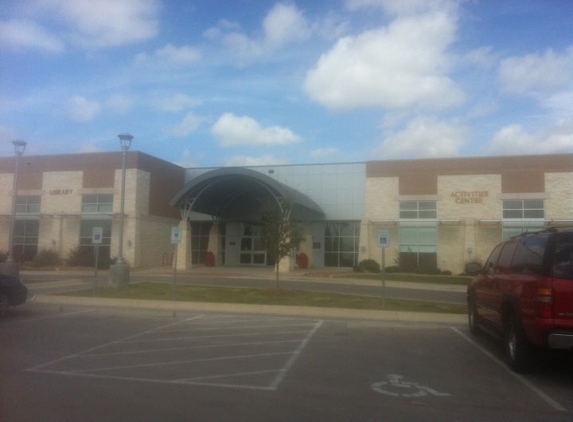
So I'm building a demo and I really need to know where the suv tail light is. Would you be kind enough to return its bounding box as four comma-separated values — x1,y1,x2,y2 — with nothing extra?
536,287,553,318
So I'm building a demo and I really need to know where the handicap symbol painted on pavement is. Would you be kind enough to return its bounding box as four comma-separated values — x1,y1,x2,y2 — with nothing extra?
371,374,450,398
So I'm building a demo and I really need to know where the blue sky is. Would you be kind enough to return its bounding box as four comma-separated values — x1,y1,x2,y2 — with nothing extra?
1,0,572,167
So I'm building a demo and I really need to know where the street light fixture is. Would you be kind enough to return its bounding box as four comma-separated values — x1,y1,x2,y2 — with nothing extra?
2,140,27,277
110,133,133,287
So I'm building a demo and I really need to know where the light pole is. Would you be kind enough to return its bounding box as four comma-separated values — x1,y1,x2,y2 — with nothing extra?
2,140,27,277
109,133,133,287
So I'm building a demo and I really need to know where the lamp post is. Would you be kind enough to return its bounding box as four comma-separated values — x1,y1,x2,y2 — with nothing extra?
2,140,27,277
109,133,133,287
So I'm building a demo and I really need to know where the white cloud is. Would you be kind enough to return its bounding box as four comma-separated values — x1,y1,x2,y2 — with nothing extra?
499,47,573,95
66,96,101,122
373,116,468,158
135,44,201,66
157,93,202,113
464,46,498,69
345,0,456,16
167,112,203,138
205,3,314,61
483,119,573,155
263,3,311,49
105,94,134,114
18,0,158,49
0,19,64,52
224,155,288,166
304,10,465,111
212,113,301,147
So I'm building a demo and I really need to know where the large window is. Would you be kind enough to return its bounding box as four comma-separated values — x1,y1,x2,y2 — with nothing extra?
399,201,437,270
13,220,39,262
502,199,544,240
399,226,437,270
15,195,41,213
191,222,212,265
324,221,360,267
79,220,112,264
82,194,113,213
400,201,437,219
502,199,544,219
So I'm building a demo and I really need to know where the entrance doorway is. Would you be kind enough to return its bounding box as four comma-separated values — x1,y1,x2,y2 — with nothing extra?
239,223,266,265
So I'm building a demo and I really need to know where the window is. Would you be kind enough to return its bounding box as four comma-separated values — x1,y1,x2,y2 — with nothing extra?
511,236,547,274
502,199,545,240
191,222,213,265
399,201,437,270
399,226,437,270
503,199,544,219
79,220,111,264
400,201,437,219
82,194,113,213
15,195,41,214
553,236,573,280
484,243,503,274
13,220,39,262
324,221,360,267
496,241,516,273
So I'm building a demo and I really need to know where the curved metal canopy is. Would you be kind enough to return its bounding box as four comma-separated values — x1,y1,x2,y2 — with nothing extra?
170,167,324,220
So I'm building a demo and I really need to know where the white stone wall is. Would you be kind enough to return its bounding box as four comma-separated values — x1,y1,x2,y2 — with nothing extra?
545,173,573,221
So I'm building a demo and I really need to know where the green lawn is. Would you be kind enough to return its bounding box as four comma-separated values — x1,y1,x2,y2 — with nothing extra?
64,282,467,314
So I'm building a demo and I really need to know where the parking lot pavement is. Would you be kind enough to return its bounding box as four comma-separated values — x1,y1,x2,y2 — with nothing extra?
1,303,572,422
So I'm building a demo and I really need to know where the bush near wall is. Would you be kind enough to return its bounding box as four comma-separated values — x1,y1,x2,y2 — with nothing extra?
66,245,113,269
354,259,381,273
32,249,63,267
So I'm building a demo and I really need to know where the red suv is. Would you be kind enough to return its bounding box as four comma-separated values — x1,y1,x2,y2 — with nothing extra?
467,228,573,372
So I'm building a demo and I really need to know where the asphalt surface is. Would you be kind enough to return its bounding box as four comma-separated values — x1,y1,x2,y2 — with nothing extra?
2,303,572,422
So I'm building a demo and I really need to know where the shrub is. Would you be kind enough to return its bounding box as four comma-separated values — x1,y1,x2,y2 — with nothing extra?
66,245,112,269
354,259,381,273
32,249,63,267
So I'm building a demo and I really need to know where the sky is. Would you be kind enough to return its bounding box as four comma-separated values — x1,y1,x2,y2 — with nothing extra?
1,0,572,167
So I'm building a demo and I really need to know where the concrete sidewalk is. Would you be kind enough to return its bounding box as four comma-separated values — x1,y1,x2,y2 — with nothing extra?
24,266,468,325
30,293,467,325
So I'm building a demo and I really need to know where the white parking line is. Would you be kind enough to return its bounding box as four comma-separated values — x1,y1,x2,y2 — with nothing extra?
79,339,303,358
121,329,313,344
26,314,324,391
451,327,566,412
269,320,323,390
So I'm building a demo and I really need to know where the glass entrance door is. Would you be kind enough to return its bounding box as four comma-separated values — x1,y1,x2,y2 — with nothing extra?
239,223,266,265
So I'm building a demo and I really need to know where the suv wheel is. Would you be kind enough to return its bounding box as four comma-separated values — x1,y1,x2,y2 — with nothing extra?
505,313,533,373
468,296,482,335
0,292,9,317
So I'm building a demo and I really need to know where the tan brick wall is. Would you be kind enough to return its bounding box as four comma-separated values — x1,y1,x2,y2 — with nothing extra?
365,177,399,220
545,172,573,221
364,173,508,274
42,171,83,214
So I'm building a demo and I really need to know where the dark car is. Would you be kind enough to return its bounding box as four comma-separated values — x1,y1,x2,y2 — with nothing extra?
467,227,573,372
0,274,28,317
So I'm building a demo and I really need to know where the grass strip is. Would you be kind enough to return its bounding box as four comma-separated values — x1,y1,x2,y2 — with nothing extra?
312,272,471,286
62,282,467,314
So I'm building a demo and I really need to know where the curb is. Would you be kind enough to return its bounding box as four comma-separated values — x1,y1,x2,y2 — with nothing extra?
31,294,467,325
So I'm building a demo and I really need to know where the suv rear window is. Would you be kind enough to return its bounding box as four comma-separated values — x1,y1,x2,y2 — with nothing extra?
511,236,547,275
553,237,573,280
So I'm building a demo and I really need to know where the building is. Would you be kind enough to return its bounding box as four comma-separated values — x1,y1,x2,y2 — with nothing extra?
1,151,572,274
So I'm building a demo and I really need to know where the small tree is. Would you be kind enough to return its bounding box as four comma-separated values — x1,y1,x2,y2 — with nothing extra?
259,198,304,289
